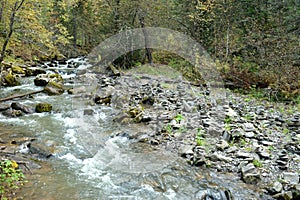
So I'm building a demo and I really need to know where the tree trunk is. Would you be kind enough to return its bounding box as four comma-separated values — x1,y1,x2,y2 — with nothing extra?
139,15,153,65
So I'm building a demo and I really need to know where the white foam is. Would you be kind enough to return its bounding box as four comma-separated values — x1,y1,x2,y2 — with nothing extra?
59,153,82,164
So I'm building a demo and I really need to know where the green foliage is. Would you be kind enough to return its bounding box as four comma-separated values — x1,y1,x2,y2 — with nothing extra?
174,113,184,123
253,159,263,168
196,128,205,146
0,160,26,199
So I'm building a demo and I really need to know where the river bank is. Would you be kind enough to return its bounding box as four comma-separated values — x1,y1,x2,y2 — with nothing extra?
0,58,299,199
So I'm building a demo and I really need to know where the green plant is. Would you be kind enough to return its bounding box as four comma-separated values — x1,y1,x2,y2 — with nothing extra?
240,138,247,147
253,159,263,168
224,116,232,124
196,128,206,146
268,145,275,152
282,128,289,135
166,124,173,135
174,113,184,123
0,160,26,199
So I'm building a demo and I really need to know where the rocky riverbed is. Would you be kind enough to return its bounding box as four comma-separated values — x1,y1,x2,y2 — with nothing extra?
0,59,299,199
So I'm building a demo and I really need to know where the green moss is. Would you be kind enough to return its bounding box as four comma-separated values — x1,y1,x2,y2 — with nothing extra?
44,81,64,95
4,72,20,86
11,65,25,75
49,74,63,83
35,103,52,113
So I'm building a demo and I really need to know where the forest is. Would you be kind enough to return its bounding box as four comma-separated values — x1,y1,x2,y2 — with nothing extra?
0,0,299,101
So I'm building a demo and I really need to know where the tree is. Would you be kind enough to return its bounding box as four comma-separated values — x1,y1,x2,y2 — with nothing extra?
0,0,25,67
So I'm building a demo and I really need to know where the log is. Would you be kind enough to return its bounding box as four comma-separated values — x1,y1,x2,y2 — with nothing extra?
0,89,44,102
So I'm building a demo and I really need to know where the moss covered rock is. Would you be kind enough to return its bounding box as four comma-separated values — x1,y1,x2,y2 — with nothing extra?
43,81,65,95
35,103,52,113
3,72,21,86
11,65,26,75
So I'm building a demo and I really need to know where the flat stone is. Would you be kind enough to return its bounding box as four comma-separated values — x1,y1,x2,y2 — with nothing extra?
243,123,255,132
236,151,253,159
283,172,299,185
210,152,233,162
244,131,255,138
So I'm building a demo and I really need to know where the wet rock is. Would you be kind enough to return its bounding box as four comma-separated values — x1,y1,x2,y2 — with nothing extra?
83,109,95,115
241,163,261,184
67,86,86,94
34,73,63,86
0,104,10,111
11,102,34,114
2,109,23,117
44,81,65,95
25,67,46,76
35,103,52,113
29,142,53,159
283,172,299,185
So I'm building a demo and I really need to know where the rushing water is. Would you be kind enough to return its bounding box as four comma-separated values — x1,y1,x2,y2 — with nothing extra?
0,58,266,200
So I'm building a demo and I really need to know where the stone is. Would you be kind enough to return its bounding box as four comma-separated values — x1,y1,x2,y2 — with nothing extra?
3,72,20,86
34,73,63,86
83,109,95,115
241,163,261,184
25,67,46,76
216,139,229,150
0,104,10,111
244,131,255,138
29,142,53,159
283,172,299,185
272,181,283,193
236,151,253,159
11,102,34,114
44,81,65,95
179,145,194,157
243,123,255,132
210,152,233,162
11,65,26,75
67,86,86,94
35,103,52,113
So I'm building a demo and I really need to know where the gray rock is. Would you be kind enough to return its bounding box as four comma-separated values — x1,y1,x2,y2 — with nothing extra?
244,131,255,138
283,172,299,185
179,145,194,157
243,123,255,132
67,86,86,94
216,140,229,151
272,181,283,193
11,102,34,114
210,152,233,162
241,163,261,184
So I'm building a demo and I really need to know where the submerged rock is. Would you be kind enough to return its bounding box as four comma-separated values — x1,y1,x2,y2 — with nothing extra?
35,103,52,113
